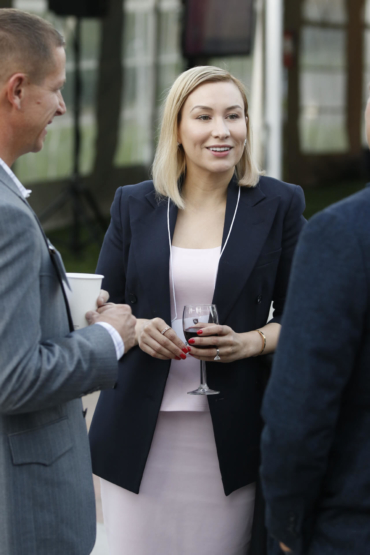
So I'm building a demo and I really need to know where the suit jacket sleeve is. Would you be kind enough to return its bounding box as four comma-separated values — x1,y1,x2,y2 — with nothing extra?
269,184,306,324
260,208,367,551
0,204,118,415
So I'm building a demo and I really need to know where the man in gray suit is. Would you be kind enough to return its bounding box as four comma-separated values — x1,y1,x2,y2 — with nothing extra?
0,9,136,555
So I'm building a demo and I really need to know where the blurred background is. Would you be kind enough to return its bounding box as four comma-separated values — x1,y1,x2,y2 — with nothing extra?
3,2,368,552
1,0,369,270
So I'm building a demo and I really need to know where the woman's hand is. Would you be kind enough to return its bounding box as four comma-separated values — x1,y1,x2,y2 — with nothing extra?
136,318,190,360
188,324,264,363
188,322,281,363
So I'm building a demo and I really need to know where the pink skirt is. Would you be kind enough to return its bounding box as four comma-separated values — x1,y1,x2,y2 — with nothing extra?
100,411,255,555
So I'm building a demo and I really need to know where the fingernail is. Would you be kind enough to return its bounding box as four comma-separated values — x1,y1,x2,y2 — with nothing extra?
175,356,181,360
197,330,203,335
186,347,191,352
180,354,186,360
182,348,188,353
188,339,195,344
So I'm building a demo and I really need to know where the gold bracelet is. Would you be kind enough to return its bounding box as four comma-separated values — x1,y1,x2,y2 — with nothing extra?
254,329,266,356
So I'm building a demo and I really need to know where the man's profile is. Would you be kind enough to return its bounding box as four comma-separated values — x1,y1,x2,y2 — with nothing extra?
0,9,135,555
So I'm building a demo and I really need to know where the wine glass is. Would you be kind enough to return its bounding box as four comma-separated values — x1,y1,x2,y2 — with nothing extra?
182,304,220,395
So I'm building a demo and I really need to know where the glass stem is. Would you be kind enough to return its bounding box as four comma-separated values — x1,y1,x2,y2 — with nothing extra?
200,360,207,386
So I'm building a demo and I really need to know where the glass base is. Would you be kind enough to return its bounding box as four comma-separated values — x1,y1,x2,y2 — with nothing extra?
188,384,220,395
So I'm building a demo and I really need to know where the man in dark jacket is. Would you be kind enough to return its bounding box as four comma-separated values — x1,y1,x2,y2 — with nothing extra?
260,96,370,554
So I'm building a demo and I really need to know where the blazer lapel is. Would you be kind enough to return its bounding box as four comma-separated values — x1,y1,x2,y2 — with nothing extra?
0,166,73,324
0,165,27,202
213,179,280,323
129,189,178,325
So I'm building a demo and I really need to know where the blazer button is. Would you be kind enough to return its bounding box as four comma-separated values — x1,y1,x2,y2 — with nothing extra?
256,295,262,304
129,293,137,304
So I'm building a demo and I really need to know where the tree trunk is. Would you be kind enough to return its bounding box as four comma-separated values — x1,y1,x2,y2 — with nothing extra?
91,0,124,190
284,0,302,183
346,0,364,155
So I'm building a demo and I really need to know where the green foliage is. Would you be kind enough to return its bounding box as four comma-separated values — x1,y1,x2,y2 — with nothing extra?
303,179,365,219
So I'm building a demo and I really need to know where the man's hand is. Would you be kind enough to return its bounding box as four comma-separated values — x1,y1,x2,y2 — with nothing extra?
280,542,292,552
86,304,136,353
97,289,110,306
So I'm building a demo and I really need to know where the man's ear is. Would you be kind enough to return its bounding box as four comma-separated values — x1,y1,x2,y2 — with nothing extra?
6,73,27,109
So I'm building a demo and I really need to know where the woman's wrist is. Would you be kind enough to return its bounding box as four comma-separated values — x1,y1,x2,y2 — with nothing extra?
240,331,265,358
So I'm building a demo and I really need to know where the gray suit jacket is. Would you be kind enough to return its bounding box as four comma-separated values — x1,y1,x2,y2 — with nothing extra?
0,165,118,555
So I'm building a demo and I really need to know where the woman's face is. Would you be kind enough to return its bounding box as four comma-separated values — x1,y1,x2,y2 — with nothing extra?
177,81,248,179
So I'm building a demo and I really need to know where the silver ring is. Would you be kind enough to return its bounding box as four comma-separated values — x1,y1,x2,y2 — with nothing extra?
214,348,221,361
161,326,171,335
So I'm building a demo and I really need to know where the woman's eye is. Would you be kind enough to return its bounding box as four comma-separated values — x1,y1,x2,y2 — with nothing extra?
197,115,211,121
227,113,240,120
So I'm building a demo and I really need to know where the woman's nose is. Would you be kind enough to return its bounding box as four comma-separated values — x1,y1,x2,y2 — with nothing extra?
212,118,230,139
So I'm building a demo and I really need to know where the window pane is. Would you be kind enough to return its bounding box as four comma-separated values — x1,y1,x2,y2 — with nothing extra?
301,27,346,69
299,26,347,153
115,0,183,167
364,0,370,25
302,0,346,24
300,72,348,152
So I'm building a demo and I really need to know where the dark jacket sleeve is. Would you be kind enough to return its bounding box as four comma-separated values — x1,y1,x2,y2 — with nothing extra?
96,187,128,303
260,208,367,552
269,184,306,324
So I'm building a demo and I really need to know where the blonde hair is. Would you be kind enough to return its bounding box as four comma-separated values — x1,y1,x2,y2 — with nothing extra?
152,66,262,208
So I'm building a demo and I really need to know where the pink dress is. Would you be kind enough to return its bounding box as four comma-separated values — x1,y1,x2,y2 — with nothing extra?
100,247,256,555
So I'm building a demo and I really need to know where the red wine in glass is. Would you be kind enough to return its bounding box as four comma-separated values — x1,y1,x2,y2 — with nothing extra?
184,327,217,349
182,304,220,395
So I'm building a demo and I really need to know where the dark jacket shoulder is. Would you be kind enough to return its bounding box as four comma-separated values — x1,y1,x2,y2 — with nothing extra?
117,180,155,201
256,175,302,199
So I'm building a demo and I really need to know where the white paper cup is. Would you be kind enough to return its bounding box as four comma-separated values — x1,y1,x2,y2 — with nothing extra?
66,273,104,330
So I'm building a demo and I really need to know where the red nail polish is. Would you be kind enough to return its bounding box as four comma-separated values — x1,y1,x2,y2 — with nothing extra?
197,330,203,335
188,338,195,344
182,348,188,353
187,347,191,352
175,356,181,360
180,353,186,360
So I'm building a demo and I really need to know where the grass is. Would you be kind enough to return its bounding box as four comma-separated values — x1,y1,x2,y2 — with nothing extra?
49,178,367,274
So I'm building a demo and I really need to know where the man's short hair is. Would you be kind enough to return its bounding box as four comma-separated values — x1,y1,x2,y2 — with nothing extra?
0,8,65,84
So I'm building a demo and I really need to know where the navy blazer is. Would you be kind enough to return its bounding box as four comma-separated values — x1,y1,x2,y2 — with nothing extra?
89,175,305,496
261,185,370,554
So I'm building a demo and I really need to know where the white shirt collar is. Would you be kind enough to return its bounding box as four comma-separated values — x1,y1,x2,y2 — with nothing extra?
0,158,32,199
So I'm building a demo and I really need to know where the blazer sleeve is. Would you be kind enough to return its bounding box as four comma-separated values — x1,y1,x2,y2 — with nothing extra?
96,186,128,304
0,204,118,415
269,184,306,324
260,208,368,552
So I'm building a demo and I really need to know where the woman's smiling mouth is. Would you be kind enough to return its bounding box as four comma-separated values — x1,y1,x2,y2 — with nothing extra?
206,145,233,157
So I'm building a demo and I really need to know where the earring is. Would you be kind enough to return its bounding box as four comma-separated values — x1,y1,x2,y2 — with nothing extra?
244,139,247,147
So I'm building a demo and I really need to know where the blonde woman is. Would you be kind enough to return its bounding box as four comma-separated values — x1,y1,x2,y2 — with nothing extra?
89,66,305,554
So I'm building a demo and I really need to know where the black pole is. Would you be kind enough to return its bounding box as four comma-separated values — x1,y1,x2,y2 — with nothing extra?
71,18,82,252
38,14,107,251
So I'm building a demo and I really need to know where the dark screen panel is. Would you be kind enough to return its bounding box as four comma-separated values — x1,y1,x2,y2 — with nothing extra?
48,0,109,17
184,0,255,57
